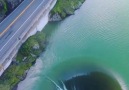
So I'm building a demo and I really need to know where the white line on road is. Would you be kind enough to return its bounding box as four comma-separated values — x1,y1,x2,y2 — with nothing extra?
0,0,35,37
0,0,47,52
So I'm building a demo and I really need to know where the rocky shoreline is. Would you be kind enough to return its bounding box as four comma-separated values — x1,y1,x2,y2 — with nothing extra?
0,31,47,90
0,0,85,90
49,0,85,21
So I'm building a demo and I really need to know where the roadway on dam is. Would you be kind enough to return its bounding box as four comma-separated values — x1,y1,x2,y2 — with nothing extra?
0,0,51,61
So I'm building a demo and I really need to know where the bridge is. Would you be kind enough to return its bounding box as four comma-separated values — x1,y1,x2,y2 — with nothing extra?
0,0,57,76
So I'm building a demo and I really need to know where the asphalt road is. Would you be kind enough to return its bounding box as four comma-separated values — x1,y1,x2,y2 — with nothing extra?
0,0,51,62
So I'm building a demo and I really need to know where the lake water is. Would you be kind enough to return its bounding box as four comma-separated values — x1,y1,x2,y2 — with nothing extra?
18,0,129,90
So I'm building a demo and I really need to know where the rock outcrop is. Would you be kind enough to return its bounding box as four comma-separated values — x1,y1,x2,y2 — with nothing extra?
49,13,62,21
49,0,85,22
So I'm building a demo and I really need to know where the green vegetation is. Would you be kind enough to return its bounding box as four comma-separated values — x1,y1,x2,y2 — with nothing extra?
0,0,7,15
18,32,46,59
0,0,24,22
2,1,7,12
0,0,85,89
51,0,85,18
0,31,46,90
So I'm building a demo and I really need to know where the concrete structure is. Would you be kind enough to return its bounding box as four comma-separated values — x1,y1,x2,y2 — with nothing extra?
0,0,57,76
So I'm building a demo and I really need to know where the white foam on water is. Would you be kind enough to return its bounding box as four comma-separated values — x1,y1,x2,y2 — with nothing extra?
46,76,64,90
109,70,128,90
17,58,44,90
17,12,50,90
17,45,57,90
17,0,58,88
100,67,128,90
114,73,128,90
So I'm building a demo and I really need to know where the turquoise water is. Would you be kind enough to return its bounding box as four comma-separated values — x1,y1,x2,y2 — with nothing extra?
18,0,129,89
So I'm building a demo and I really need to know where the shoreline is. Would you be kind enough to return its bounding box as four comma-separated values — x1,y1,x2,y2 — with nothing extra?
49,0,85,21
0,0,85,90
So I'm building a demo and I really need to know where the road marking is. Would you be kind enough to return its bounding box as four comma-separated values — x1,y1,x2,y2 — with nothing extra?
0,0,35,37
0,0,47,52
0,0,25,25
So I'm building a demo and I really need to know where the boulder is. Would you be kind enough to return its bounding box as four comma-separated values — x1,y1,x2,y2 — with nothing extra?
49,13,62,21
33,43,40,50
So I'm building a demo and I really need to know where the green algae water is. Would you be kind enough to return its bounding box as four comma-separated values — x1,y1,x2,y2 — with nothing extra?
18,0,129,90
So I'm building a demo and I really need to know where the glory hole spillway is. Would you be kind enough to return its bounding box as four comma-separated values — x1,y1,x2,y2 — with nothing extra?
17,0,129,90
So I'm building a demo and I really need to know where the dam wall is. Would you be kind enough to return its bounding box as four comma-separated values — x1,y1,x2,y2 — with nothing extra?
0,0,57,76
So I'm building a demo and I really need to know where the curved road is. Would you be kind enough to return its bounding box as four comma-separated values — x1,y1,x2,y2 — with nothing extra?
0,0,51,62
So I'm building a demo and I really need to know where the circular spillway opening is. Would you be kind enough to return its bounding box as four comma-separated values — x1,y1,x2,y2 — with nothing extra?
63,71,122,90
42,59,126,90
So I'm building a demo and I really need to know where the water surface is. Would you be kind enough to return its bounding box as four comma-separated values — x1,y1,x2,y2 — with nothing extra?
18,0,129,90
